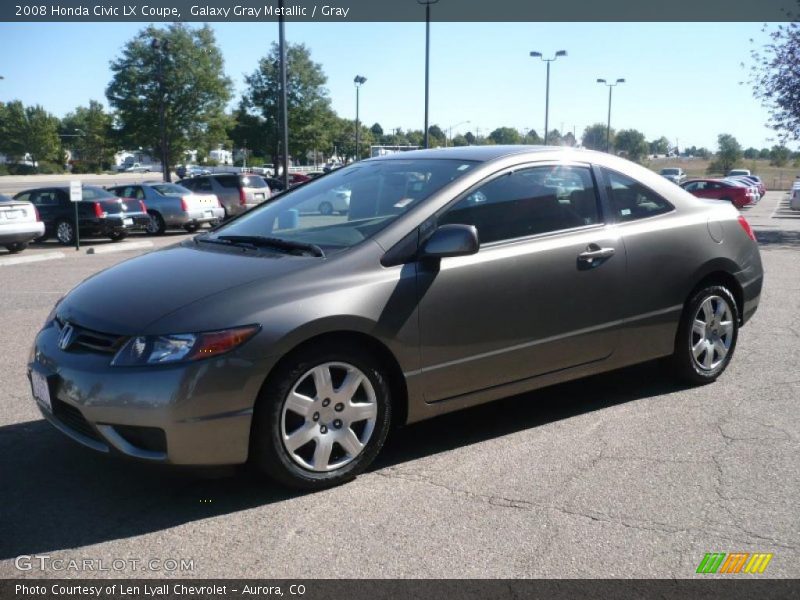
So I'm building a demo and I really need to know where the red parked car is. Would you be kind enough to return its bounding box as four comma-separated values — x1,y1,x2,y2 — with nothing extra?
680,179,755,209
287,172,312,186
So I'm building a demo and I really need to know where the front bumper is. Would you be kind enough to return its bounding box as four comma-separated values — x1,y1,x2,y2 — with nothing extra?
28,320,275,465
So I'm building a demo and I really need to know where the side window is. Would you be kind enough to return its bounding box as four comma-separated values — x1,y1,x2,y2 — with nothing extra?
683,182,697,191
604,169,673,222
439,165,601,245
215,176,238,189
32,190,58,206
14,192,30,202
180,180,195,191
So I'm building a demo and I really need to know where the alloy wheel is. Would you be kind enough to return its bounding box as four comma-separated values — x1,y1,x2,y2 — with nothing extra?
56,221,74,244
280,362,378,472
691,295,734,371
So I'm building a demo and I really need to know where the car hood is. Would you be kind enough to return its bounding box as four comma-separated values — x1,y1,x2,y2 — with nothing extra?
57,242,325,335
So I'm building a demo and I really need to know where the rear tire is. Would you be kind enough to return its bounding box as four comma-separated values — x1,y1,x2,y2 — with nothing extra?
55,220,75,246
5,242,28,253
673,285,739,384
250,343,392,491
146,211,166,235
318,201,333,216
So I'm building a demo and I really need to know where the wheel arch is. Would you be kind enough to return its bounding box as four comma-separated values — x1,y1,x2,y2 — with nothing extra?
253,329,409,432
685,260,744,324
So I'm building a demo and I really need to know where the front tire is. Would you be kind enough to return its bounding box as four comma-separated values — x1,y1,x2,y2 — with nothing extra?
318,201,334,216
184,223,200,233
251,344,392,490
55,220,76,246
146,211,166,235
673,285,739,384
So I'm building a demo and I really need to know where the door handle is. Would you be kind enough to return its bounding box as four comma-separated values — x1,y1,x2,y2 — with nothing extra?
577,245,615,267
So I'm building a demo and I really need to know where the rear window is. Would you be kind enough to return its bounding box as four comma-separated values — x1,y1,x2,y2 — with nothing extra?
81,187,115,200
214,175,239,188
152,184,191,196
240,175,268,189
660,168,680,175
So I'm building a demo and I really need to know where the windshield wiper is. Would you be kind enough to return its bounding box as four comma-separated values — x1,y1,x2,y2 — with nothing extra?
213,235,325,257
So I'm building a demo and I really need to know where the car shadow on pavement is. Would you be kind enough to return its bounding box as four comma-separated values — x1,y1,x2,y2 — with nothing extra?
1,360,689,560
755,229,800,249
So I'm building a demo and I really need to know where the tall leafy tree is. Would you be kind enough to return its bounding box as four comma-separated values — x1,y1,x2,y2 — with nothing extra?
61,100,115,171
713,133,743,174
615,129,649,162
244,42,335,166
751,13,800,143
582,123,613,151
488,127,521,145
650,136,671,155
769,144,791,166
106,24,232,180
370,123,384,137
0,100,61,169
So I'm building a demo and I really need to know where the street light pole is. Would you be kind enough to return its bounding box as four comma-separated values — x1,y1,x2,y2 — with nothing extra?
353,76,367,160
418,0,439,149
596,78,625,153
530,50,567,146
446,120,470,146
151,38,171,182
278,0,289,190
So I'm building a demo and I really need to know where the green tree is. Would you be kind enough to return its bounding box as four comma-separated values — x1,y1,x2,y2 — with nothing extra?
488,127,521,145
464,131,476,145
546,129,562,146
769,144,791,166
743,147,759,159
107,24,232,180
451,134,468,146
0,100,61,170
561,131,577,147
751,14,800,143
61,100,115,171
370,123,384,138
244,42,335,167
650,136,671,155
427,124,446,147
615,129,649,162
582,123,613,151
713,133,743,174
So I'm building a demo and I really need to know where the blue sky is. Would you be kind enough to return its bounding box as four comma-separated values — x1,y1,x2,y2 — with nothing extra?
0,21,790,150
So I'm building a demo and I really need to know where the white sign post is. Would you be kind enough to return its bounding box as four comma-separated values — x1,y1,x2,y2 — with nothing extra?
69,181,82,250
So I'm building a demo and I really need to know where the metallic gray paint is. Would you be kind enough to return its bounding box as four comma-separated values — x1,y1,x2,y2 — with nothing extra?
28,146,763,465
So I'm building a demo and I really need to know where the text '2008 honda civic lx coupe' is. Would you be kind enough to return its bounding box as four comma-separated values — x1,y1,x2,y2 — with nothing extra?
28,146,763,490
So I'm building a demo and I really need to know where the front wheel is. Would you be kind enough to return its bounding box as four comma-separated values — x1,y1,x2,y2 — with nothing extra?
55,220,76,246
318,201,334,216
184,223,200,233
673,285,739,384
251,345,392,490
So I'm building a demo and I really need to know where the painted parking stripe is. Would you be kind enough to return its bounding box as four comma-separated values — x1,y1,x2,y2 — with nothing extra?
0,251,66,267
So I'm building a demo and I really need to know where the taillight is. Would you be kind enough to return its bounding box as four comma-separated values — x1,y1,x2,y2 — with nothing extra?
737,216,756,242
93,202,105,218
33,205,41,222
181,197,189,211
239,188,247,206
213,195,222,208
139,200,147,212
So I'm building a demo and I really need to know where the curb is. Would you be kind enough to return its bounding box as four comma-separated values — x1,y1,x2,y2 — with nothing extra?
86,241,154,255
0,251,66,267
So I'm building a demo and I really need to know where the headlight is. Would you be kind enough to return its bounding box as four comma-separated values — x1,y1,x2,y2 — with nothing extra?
111,325,259,367
45,296,65,325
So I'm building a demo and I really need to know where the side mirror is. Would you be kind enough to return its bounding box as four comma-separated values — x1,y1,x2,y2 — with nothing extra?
421,224,480,259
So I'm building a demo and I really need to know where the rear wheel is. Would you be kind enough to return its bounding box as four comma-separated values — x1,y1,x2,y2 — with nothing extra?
146,211,166,235
55,220,75,246
673,285,739,384
318,201,334,216
184,223,200,233
251,344,392,490
5,242,28,253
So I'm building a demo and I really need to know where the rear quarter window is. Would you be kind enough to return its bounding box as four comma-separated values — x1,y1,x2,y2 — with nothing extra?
214,175,240,189
603,168,674,222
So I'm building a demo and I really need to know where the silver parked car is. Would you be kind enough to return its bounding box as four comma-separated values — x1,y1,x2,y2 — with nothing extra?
28,146,762,490
0,193,44,253
178,173,271,219
659,167,686,184
107,183,225,234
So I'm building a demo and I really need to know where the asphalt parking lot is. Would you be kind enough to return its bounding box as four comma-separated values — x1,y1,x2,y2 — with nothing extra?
1,192,798,579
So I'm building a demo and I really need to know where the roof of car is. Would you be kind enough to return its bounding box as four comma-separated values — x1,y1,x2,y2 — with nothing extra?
367,145,561,162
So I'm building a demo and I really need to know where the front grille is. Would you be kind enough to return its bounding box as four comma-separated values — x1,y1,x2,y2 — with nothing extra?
56,317,127,354
52,398,103,443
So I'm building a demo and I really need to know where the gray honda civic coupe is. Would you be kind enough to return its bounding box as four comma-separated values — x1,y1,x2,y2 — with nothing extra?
28,146,763,490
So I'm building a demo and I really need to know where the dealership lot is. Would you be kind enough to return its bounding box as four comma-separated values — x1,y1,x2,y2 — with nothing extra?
0,192,798,578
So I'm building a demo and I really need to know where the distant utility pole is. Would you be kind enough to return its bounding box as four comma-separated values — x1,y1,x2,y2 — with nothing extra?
418,0,439,148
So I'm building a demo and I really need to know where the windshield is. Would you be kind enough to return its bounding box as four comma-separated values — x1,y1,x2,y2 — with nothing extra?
205,158,478,253
152,184,191,196
660,169,679,175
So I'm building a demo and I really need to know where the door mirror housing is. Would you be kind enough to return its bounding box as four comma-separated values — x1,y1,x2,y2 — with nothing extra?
421,224,480,259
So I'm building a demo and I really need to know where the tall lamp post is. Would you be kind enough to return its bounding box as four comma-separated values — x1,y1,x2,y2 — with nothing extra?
353,75,367,160
596,78,625,153
151,38,171,182
446,120,470,146
418,0,439,149
529,50,566,146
